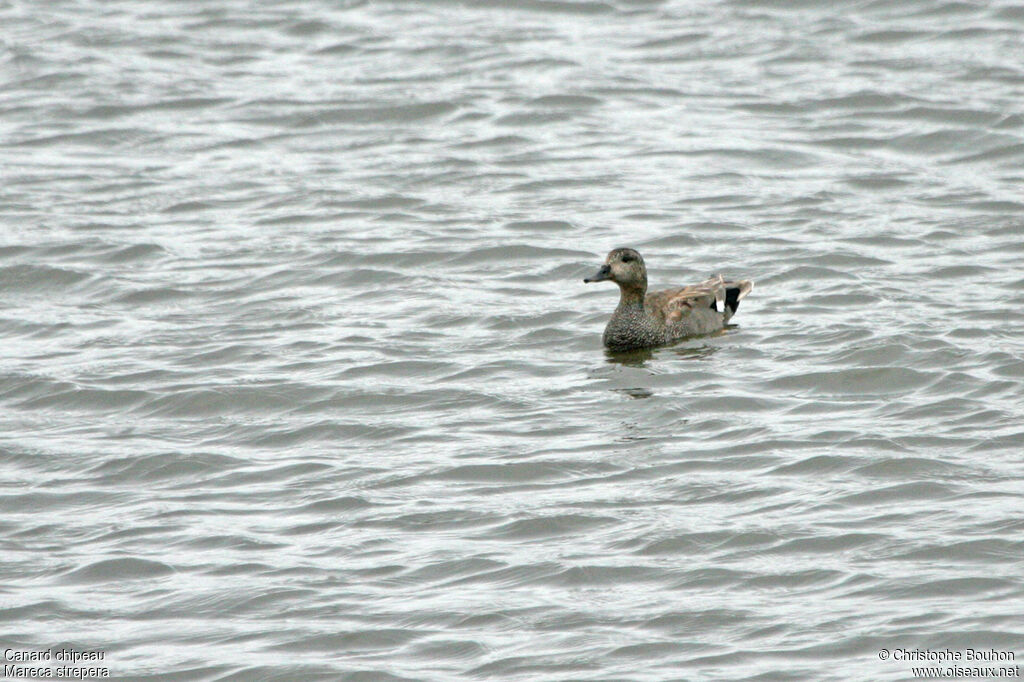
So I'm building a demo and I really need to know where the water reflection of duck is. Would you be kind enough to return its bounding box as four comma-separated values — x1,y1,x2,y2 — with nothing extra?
584,248,753,351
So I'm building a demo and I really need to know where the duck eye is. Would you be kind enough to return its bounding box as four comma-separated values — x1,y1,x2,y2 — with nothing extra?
621,255,634,263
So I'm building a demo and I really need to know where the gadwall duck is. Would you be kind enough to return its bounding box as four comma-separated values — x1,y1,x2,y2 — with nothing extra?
584,248,753,351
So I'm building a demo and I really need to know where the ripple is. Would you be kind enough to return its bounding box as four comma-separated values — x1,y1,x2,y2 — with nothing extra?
61,558,175,584
0,264,90,291
766,367,934,395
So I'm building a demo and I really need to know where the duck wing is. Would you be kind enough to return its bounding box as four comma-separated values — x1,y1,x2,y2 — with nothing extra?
646,275,726,323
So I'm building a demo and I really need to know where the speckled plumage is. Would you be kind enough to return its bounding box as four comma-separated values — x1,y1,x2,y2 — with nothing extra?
584,248,753,351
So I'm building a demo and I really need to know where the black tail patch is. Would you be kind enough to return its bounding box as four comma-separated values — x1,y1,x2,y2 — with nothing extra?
724,287,742,315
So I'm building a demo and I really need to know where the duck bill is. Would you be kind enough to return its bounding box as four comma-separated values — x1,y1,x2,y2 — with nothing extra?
584,264,611,283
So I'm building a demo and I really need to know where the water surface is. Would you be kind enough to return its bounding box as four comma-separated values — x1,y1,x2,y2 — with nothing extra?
2,0,1023,680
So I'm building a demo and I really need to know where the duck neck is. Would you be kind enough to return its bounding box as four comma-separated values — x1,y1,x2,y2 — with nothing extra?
616,282,646,310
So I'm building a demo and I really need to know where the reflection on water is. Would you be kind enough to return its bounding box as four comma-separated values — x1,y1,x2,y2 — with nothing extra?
667,343,720,362
605,341,718,368
613,386,654,399
604,342,720,399
605,347,655,367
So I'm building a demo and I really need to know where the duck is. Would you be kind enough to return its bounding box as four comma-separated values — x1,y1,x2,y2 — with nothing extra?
583,248,753,351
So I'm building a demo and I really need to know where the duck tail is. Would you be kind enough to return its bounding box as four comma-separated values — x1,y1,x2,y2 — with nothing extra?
721,280,753,323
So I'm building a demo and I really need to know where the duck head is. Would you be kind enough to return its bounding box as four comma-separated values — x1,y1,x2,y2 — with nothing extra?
583,248,647,291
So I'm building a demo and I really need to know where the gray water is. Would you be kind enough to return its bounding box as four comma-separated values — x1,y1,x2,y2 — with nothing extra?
2,1,1023,680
